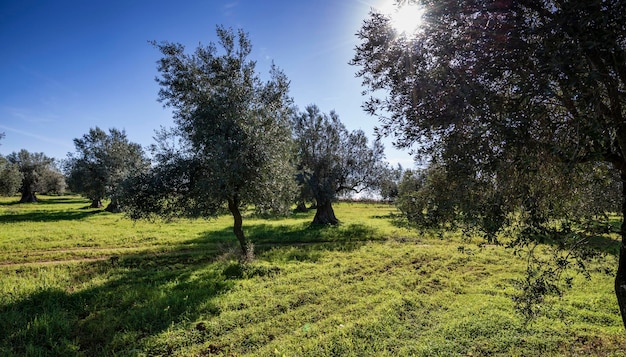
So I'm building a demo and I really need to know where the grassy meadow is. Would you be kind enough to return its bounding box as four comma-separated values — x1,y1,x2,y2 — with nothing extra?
1,195,626,356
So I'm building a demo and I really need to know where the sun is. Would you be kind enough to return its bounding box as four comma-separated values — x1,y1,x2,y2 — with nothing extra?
377,1,426,36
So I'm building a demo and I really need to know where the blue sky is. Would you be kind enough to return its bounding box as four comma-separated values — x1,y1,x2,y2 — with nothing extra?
0,0,414,167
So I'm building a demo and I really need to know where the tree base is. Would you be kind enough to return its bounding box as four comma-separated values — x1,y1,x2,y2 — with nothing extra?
105,201,122,213
19,192,38,203
294,202,308,213
616,243,626,329
228,197,254,262
312,201,339,225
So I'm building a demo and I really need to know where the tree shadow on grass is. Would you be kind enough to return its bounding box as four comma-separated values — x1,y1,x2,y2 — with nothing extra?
541,229,621,257
0,209,105,224
0,215,388,355
0,248,235,356
190,221,384,264
373,211,416,229
0,196,105,223
587,217,623,256
0,196,88,207
249,222,383,245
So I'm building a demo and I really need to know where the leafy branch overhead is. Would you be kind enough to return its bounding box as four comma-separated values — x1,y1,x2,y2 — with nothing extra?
352,0,626,327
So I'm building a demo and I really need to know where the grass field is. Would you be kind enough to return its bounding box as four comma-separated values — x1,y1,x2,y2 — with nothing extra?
1,195,626,356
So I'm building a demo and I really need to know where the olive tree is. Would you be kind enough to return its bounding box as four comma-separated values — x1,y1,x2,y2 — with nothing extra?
352,0,626,325
39,164,66,195
65,127,149,211
379,163,403,202
6,150,57,203
0,133,21,196
120,27,296,259
293,105,386,225
0,157,21,197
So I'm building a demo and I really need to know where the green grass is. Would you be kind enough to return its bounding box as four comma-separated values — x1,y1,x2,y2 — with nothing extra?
1,195,625,356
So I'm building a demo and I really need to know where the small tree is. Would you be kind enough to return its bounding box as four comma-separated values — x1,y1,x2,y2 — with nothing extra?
293,105,386,225
6,150,55,203
65,127,149,211
120,27,296,259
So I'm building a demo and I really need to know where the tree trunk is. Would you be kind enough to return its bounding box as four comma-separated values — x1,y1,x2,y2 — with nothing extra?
90,199,103,208
312,199,339,225
615,173,626,329
105,199,121,213
295,201,308,212
19,190,37,203
228,197,253,261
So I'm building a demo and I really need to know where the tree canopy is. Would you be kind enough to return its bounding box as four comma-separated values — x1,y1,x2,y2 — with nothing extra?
0,156,21,197
352,1,626,326
120,27,296,259
6,150,58,203
293,104,386,225
0,133,20,197
379,163,403,202
65,127,149,211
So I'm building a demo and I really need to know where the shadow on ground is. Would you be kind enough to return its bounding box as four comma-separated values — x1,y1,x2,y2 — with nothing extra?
0,247,233,356
0,196,105,223
0,196,88,207
0,217,381,355
189,220,383,263
0,209,105,224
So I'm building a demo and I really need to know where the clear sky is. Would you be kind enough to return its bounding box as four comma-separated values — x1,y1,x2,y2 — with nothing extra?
0,0,414,168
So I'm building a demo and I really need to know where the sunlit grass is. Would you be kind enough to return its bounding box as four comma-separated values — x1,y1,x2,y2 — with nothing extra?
1,195,625,356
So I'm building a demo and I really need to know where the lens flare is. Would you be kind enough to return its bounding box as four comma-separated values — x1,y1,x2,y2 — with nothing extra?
378,2,425,36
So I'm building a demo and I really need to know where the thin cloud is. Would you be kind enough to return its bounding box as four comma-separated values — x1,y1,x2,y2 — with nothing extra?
0,124,73,149
2,106,57,124
222,1,239,16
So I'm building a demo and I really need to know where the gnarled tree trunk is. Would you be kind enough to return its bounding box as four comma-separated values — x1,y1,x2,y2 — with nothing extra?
228,197,253,261
294,201,308,213
90,199,103,208
105,199,122,213
615,173,626,329
19,190,38,203
312,199,339,225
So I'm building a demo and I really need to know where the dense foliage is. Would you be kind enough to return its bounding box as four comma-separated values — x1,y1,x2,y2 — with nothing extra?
0,133,21,197
65,127,149,211
352,0,626,325
292,105,386,224
5,150,63,202
0,156,20,197
378,163,403,202
120,27,296,259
